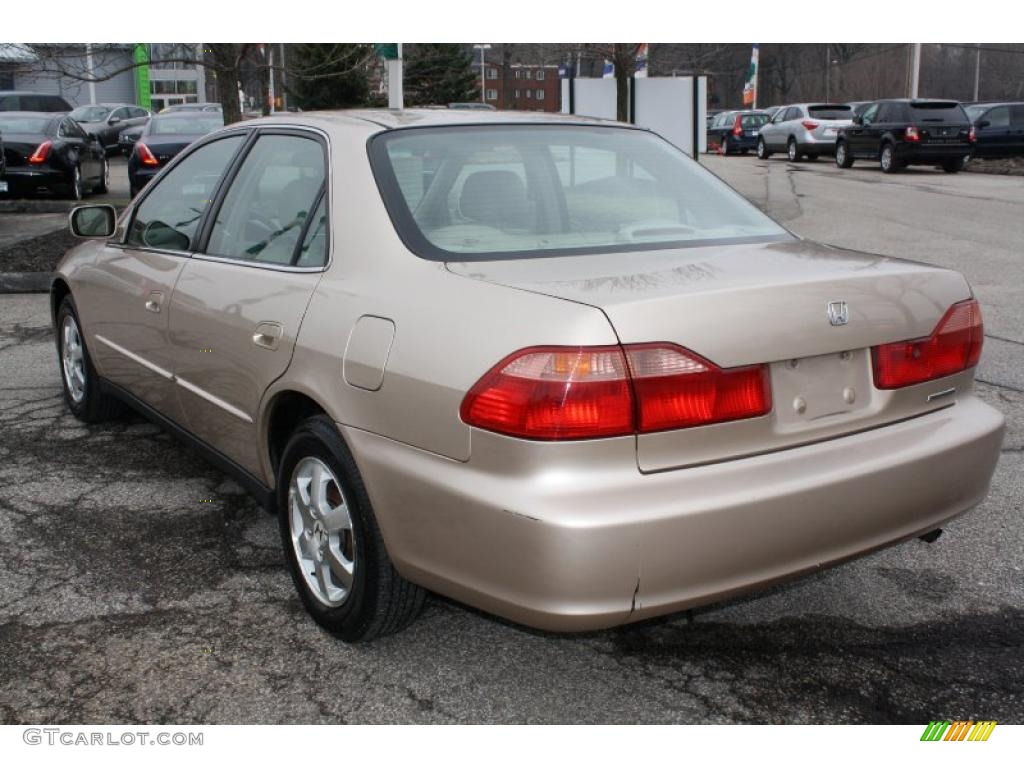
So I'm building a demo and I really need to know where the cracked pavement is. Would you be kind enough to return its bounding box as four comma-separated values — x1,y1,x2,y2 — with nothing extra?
0,157,1022,724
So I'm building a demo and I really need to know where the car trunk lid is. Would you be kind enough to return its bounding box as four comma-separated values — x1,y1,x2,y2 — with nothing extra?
448,239,974,471
2,133,47,168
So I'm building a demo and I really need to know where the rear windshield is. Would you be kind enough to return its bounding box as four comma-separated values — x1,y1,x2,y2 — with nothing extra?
69,106,111,122
909,102,968,122
808,104,852,119
0,115,50,133
741,114,769,128
370,125,790,261
151,116,223,135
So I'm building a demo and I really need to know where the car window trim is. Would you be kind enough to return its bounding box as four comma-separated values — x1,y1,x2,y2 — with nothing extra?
367,123,794,263
120,128,253,256
191,125,333,273
290,185,328,267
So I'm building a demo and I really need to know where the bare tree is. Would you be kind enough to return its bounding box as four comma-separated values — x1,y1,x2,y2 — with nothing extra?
12,43,376,124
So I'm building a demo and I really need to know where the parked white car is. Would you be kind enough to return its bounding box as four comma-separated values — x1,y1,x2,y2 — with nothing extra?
757,103,855,161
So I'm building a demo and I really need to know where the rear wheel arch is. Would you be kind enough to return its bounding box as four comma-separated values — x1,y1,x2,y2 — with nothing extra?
264,389,331,483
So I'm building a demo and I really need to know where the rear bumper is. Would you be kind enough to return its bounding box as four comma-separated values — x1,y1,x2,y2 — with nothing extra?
1,167,68,194
798,136,839,155
898,143,972,163
343,396,1004,632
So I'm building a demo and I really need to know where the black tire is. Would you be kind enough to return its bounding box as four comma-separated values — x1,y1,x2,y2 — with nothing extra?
55,296,124,423
879,142,901,174
94,157,109,194
941,160,961,173
835,140,854,168
277,415,425,641
787,138,801,162
65,164,84,200
756,137,771,159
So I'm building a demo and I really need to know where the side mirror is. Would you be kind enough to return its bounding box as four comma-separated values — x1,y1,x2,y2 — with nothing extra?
108,115,122,125
70,205,116,238
852,115,864,125
977,119,990,129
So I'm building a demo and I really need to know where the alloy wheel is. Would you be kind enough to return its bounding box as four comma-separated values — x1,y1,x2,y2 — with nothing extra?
881,146,893,171
60,314,86,403
72,166,82,200
288,456,356,607
788,140,797,161
836,144,846,166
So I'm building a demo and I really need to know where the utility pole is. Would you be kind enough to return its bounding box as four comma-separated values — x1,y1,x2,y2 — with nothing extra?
474,44,492,104
825,43,830,102
973,44,982,102
910,42,922,99
387,44,403,110
85,43,97,105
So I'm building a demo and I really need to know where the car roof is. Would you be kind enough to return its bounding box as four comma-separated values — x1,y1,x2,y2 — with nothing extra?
0,110,59,122
249,108,627,132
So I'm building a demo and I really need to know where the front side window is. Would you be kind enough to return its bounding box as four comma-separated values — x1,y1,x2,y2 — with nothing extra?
206,134,326,264
371,125,790,261
983,106,1010,128
861,104,880,124
127,135,245,251
69,106,111,122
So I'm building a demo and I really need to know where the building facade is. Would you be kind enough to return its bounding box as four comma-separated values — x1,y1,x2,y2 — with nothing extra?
482,63,560,112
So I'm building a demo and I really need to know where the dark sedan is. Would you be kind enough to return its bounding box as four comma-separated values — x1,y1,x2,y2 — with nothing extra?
68,103,150,156
128,112,224,197
965,102,1024,159
118,123,145,157
707,110,770,155
0,112,106,199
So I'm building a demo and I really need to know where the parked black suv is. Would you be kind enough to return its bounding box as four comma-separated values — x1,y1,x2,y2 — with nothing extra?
835,99,974,173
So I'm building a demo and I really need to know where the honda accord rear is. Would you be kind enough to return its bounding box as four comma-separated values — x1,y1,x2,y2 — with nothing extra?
56,111,1004,640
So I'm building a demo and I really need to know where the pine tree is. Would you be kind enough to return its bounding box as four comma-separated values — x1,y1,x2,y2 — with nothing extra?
404,44,480,106
286,44,371,110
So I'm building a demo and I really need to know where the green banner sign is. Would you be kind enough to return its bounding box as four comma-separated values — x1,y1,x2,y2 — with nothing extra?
134,44,151,110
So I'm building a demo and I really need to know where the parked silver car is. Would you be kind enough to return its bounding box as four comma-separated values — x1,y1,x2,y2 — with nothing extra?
757,103,855,161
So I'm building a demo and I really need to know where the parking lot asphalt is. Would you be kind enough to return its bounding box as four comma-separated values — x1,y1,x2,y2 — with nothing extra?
0,156,1021,724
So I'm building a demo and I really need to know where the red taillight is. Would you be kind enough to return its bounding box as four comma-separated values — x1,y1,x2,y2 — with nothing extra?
732,115,744,136
460,343,771,441
625,344,771,432
136,142,160,166
968,126,977,143
872,299,983,390
801,120,819,131
28,140,52,164
905,126,921,142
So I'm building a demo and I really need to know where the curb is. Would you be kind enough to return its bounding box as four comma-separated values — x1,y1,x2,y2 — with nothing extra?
0,271,52,294
0,199,130,213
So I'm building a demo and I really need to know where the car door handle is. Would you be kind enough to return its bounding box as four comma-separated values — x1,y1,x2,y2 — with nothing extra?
252,322,283,350
145,291,164,314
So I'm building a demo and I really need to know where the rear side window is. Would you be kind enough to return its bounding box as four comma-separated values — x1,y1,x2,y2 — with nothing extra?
808,104,852,119
206,134,326,264
741,114,768,128
295,196,328,267
909,102,968,122
127,135,245,251
983,107,1010,128
1012,106,1024,126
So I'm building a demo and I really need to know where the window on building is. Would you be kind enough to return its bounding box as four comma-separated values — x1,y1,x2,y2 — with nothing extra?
526,89,533,99
486,89,498,101
515,90,520,98
536,70,546,80
514,71,521,79
486,67,498,80
536,89,545,100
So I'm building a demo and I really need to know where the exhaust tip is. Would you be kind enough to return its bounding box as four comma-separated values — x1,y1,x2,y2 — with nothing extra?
918,529,943,544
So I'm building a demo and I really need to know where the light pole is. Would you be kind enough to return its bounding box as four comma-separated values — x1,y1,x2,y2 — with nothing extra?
973,44,982,102
474,44,492,104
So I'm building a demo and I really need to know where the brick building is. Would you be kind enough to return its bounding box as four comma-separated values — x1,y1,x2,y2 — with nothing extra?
481,63,560,112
